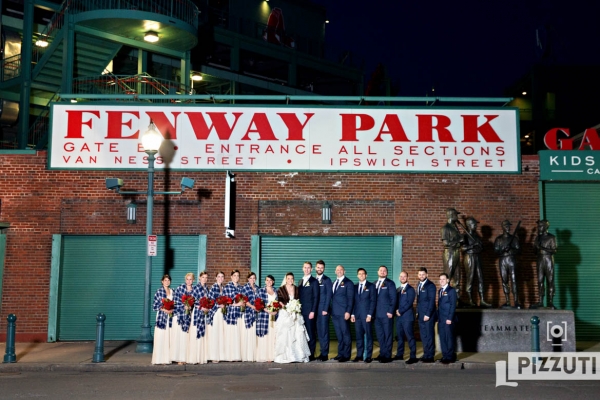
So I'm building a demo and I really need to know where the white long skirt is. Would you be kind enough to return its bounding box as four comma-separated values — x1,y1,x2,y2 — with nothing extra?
207,310,225,362
170,315,189,363
187,309,208,364
256,318,276,362
151,321,170,364
240,318,256,362
223,319,242,361
274,310,310,363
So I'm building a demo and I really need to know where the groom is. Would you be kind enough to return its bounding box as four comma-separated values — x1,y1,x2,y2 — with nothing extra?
299,261,319,361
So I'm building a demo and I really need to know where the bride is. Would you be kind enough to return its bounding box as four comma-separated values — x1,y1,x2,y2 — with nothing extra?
274,272,311,363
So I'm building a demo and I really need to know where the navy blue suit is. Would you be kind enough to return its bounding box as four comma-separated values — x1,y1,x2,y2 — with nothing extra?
374,278,396,358
416,279,437,359
316,274,333,357
298,276,319,357
331,277,355,358
352,281,376,359
438,285,457,361
395,283,417,359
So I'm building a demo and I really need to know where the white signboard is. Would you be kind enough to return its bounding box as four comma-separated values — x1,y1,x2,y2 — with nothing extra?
148,235,157,257
49,104,520,173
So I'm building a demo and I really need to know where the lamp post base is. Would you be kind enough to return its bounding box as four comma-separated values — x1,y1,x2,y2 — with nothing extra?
135,329,154,353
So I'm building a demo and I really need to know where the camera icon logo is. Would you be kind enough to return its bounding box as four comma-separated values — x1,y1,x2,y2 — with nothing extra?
547,321,568,346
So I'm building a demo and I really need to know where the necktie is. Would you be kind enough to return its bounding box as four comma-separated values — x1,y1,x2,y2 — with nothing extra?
418,282,422,295
333,280,339,292
377,280,381,293
359,284,363,295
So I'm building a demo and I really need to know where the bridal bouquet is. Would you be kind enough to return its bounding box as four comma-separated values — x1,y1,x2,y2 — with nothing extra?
266,300,282,321
286,298,302,315
254,298,265,313
161,298,175,318
199,297,215,315
216,296,233,315
234,293,249,312
181,295,195,315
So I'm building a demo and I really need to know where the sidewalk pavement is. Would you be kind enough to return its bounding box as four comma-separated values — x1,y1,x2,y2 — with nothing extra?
2,341,598,373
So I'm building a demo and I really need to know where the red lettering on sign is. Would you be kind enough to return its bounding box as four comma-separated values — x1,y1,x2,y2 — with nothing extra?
147,112,181,139
241,113,278,140
374,114,410,142
277,113,314,140
105,111,140,139
64,110,100,139
416,115,455,142
340,114,375,141
186,112,242,140
462,115,502,142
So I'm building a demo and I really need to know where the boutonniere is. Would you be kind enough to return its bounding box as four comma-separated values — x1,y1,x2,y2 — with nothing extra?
340,282,345,287
401,289,406,294
381,283,386,288
365,288,369,292
305,282,310,287
442,292,447,296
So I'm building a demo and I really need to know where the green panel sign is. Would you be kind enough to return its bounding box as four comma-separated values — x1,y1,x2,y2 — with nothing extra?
539,150,600,181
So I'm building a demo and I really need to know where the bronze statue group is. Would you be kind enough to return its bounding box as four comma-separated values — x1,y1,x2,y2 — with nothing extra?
151,210,557,365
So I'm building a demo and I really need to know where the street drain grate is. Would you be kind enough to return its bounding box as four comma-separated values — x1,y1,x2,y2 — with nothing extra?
156,372,197,378
225,385,282,393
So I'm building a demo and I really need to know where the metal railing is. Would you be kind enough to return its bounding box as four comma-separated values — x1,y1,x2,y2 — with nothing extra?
28,92,60,149
33,0,199,64
1,54,21,82
72,73,195,101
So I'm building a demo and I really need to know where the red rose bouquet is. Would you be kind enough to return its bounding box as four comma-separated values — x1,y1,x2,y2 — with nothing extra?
266,300,283,321
234,293,249,312
254,298,265,313
181,294,195,315
199,297,215,315
216,296,233,315
161,298,175,318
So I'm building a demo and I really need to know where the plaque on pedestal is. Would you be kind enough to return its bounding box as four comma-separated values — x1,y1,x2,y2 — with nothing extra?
455,309,575,352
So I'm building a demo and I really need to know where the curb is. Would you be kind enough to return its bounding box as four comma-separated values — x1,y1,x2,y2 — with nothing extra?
0,359,486,373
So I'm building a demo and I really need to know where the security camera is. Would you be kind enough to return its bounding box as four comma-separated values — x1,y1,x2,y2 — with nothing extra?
225,228,235,238
180,177,195,191
105,178,123,190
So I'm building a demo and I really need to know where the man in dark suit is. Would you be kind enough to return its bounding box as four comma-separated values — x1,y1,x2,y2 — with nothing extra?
394,271,418,364
438,273,457,364
315,260,333,361
373,265,396,363
331,264,355,362
351,268,376,363
416,267,437,363
299,261,319,361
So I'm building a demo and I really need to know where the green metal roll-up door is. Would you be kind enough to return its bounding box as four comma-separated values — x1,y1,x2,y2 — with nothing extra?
57,235,202,341
260,236,396,341
543,182,600,340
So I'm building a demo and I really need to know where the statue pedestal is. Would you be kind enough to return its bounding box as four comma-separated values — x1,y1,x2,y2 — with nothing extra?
455,309,576,352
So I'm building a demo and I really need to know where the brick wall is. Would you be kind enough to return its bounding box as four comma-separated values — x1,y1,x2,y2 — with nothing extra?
0,152,540,341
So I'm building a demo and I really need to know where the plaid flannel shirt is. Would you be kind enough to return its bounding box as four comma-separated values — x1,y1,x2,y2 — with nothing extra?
223,282,243,325
152,287,173,330
207,283,224,325
242,283,259,329
192,284,210,338
173,284,194,332
255,287,274,337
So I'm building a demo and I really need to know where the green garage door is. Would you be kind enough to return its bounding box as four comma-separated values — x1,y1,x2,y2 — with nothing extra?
258,236,400,341
543,182,600,340
56,235,204,341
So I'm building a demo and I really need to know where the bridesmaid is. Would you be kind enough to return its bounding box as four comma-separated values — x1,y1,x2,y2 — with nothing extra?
207,271,226,363
223,269,244,361
256,274,278,362
188,271,210,364
151,274,173,365
171,272,194,364
241,272,259,362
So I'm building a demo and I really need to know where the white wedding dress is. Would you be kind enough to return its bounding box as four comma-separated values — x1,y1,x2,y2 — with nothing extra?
274,294,310,363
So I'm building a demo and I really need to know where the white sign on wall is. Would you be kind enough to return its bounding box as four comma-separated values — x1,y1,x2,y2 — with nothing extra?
49,104,520,173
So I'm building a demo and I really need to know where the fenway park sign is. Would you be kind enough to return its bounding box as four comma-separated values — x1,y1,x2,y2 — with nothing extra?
49,104,520,173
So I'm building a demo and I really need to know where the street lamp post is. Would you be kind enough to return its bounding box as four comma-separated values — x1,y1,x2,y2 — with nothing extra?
105,121,194,353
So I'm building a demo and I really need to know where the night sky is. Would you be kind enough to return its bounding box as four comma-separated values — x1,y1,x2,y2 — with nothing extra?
312,0,600,97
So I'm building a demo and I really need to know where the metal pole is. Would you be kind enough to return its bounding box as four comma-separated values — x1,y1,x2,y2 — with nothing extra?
3,314,17,363
92,313,106,362
136,151,155,353
530,315,540,364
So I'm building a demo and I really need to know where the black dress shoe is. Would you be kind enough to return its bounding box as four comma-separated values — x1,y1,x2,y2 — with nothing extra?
333,355,341,361
380,357,392,363
364,357,373,363
352,357,363,362
338,357,350,362
309,356,316,362
393,355,404,361
374,355,381,361
405,358,419,365
440,358,451,364
320,355,329,361
421,358,434,363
